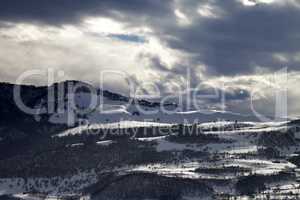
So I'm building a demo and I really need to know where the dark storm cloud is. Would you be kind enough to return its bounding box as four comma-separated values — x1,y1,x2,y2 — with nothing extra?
161,0,300,75
141,54,202,87
1,0,300,75
0,0,173,25
140,53,251,103
186,84,251,105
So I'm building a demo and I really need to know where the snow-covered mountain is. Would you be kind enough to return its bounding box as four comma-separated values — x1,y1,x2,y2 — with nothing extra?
1,118,300,199
3,80,300,200
0,80,263,128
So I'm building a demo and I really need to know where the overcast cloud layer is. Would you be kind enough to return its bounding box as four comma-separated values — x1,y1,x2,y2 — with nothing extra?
0,0,300,118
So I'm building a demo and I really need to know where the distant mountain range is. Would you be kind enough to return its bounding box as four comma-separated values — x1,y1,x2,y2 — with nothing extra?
0,80,268,144
0,80,263,127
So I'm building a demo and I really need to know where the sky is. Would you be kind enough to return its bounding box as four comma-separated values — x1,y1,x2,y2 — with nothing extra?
0,0,300,118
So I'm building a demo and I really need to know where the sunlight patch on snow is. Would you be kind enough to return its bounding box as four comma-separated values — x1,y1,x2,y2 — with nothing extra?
96,140,114,146
129,162,236,180
135,135,168,142
55,121,172,137
69,143,84,147
223,145,259,154
229,159,296,175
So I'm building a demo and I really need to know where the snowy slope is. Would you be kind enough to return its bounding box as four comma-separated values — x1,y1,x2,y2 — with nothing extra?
45,90,261,126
